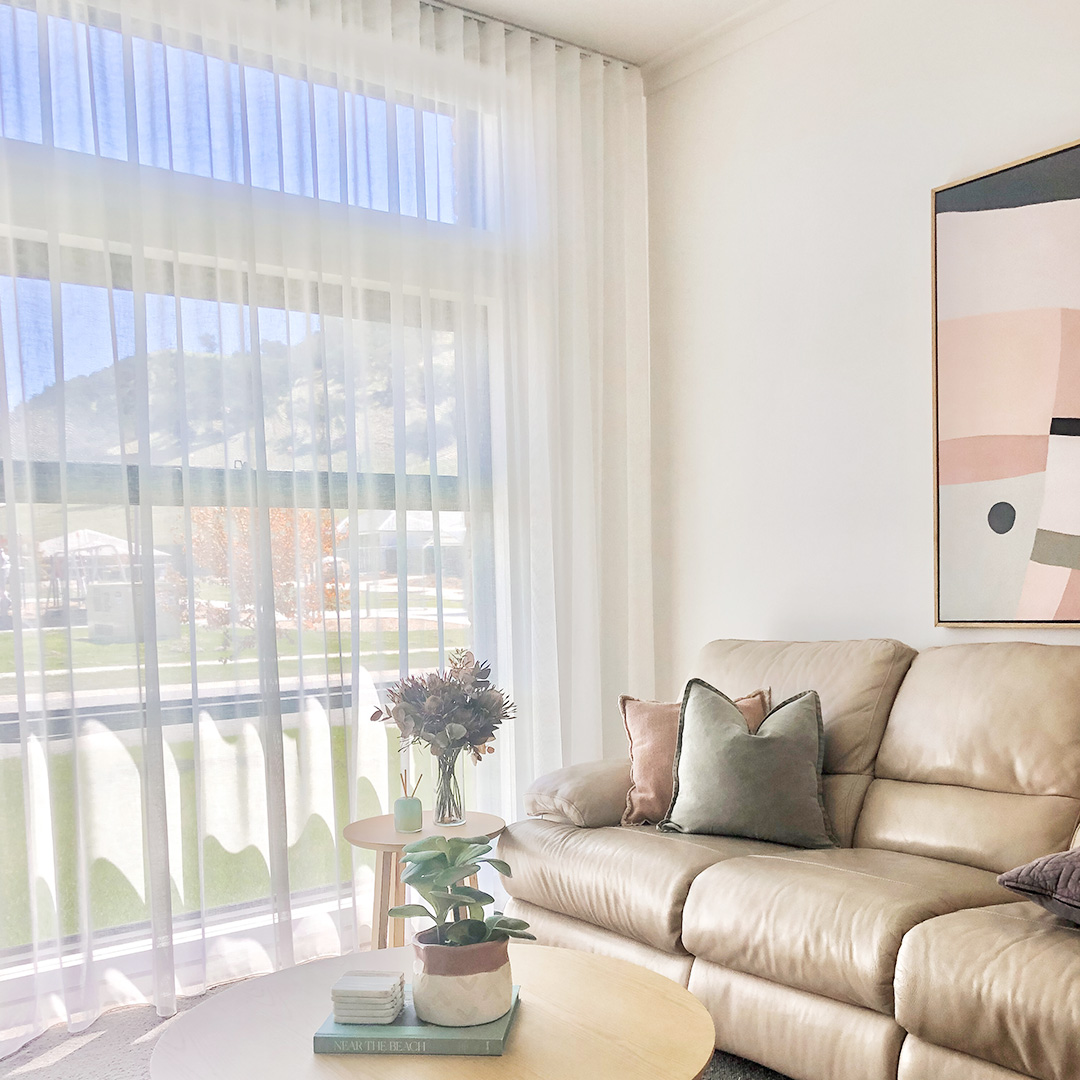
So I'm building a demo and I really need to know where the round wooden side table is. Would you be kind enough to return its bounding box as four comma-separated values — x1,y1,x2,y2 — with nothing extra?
150,945,717,1080
344,811,506,949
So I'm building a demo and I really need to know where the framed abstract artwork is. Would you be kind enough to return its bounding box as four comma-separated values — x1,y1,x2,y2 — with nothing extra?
934,138,1080,626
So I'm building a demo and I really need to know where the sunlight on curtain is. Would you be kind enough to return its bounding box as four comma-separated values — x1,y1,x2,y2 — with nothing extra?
0,0,650,1057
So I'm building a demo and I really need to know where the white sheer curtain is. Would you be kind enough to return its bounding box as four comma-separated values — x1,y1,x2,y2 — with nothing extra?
0,0,650,1057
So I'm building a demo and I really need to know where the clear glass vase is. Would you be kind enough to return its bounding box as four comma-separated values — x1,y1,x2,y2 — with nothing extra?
433,747,466,826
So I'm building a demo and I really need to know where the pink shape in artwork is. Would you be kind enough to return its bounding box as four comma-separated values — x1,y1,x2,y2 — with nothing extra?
1017,561,1071,621
1055,568,1080,621
1053,309,1080,418
937,309,1062,440
938,434,1048,484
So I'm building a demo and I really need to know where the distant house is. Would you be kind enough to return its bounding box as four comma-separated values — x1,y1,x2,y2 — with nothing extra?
333,511,466,578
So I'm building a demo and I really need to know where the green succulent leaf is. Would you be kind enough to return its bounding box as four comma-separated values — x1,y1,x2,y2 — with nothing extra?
448,839,492,862
443,919,489,945
429,890,462,918
447,885,495,905
387,904,436,921
502,929,537,940
404,836,451,855
485,915,530,931
432,863,481,888
482,858,512,877
401,861,442,886
400,850,446,864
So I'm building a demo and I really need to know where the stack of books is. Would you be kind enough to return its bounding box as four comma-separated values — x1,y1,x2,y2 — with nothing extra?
330,970,405,1025
314,986,521,1056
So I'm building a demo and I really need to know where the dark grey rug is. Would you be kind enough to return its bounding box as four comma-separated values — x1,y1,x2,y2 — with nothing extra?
703,1049,790,1079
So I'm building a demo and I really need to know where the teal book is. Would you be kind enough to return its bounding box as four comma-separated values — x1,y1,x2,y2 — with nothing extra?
313,986,520,1056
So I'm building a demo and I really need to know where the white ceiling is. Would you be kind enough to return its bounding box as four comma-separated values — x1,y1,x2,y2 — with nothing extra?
457,0,773,66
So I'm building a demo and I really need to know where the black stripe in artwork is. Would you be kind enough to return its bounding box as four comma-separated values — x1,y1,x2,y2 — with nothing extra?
1050,418,1080,437
935,143,1080,214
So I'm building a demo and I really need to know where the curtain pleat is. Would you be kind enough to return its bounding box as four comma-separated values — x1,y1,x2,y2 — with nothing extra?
0,0,651,1058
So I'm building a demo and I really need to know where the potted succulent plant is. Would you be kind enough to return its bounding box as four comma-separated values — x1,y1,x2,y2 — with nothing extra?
371,650,513,826
388,834,535,1026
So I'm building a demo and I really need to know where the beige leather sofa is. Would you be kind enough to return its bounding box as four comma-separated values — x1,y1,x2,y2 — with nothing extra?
498,639,1080,1080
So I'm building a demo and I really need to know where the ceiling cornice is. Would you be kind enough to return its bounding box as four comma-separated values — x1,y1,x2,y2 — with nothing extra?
642,0,840,96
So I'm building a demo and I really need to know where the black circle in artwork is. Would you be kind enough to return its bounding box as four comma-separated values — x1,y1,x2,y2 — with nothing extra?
988,502,1016,534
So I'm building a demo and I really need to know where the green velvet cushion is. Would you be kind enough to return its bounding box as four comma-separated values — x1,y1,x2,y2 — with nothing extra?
658,679,837,848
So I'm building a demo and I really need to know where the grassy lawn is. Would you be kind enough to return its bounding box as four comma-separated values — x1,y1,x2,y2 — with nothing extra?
0,613,470,950
0,719,398,951
0,624,469,693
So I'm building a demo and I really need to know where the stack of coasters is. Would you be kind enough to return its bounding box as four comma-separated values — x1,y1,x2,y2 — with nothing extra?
331,970,405,1025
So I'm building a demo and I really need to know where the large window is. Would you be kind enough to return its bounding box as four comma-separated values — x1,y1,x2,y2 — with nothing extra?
0,0,496,992
0,0,649,1057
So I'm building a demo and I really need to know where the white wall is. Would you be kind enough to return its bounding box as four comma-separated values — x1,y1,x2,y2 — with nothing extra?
647,0,1080,696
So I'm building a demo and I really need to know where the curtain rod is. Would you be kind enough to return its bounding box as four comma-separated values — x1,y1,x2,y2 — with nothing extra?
422,0,635,69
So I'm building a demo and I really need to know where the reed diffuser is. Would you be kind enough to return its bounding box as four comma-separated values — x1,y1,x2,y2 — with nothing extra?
394,772,423,833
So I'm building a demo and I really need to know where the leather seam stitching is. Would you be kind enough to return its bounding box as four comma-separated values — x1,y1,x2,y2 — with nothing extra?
979,910,1080,935
863,777,1080,801
741,854,987,892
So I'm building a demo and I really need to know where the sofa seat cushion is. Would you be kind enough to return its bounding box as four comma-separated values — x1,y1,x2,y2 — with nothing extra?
497,818,793,953
895,902,1080,1080
681,848,1012,1014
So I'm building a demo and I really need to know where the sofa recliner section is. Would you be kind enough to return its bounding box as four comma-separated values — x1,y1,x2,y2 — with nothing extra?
681,848,1009,1014
498,638,1080,1080
497,818,794,953
894,903,1080,1080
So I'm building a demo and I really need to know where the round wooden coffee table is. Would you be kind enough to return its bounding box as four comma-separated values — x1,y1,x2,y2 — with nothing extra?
150,945,715,1079
344,812,505,950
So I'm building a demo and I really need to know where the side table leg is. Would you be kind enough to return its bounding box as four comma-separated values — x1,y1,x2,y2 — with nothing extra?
372,850,394,950
391,859,407,948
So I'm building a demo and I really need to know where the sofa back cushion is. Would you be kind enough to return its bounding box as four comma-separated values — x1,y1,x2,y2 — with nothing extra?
689,638,917,845
855,642,1080,873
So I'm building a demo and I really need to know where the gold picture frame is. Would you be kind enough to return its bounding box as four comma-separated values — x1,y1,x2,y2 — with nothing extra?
934,136,1080,626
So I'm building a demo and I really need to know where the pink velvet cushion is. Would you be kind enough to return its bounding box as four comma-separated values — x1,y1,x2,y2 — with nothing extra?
620,689,771,826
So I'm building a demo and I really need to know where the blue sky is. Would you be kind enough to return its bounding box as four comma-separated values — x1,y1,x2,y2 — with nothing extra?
3,278,320,407
0,2,453,408
3,3,456,218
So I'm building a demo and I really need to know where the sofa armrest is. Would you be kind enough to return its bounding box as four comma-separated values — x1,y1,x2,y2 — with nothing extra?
523,759,631,828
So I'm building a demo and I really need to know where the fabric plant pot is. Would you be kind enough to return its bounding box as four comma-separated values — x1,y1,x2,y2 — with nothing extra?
411,929,512,1026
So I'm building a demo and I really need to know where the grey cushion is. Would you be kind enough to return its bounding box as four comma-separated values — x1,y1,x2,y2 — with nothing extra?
998,848,1080,924
659,680,837,848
